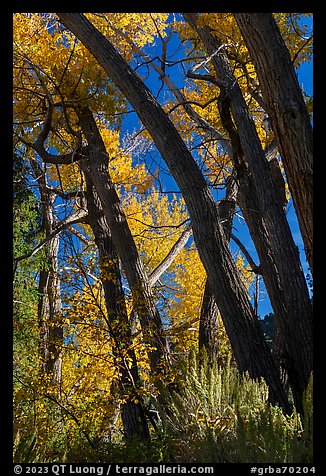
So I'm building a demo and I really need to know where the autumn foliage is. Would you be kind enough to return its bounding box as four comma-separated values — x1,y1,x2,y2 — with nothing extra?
13,13,313,463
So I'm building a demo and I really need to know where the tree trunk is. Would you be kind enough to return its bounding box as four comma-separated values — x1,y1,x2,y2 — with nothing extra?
234,13,313,274
183,13,312,413
31,160,63,387
83,170,149,438
76,106,170,378
199,176,237,363
198,280,219,362
39,234,63,384
56,13,290,412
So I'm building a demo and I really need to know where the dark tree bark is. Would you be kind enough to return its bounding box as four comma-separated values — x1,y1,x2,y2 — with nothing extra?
76,106,170,378
183,13,312,413
234,13,313,274
199,176,237,363
82,169,149,439
56,13,290,412
198,279,219,362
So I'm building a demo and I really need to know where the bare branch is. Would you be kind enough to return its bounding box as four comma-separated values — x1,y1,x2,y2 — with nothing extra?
228,230,261,274
69,227,93,246
168,96,219,114
148,225,192,287
186,70,224,88
100,21,231,152
14,208,89,265
15,122,87,165
128,216,190,231
46,186,86,201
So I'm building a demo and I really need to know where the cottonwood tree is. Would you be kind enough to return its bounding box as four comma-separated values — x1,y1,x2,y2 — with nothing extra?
16,92,170,437
183,12,312,413
29,158,64,386
114,18,260,365
13,13,172,443
13,15,314,455
83,170,150,438
14,14,199,438
234,13,313,274
56,12,290,412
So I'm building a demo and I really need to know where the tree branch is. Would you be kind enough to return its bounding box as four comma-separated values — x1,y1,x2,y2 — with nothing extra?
228,230,261,274
44,393,95,449
14,66,88,165
148,225,192,287
14,208,89,265
101,21,231,153
168,96,219,114
46,186,86,201
186,70,224,88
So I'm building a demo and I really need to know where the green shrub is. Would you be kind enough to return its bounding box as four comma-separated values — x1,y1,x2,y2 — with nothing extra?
157,350,313,463
13,350,313,464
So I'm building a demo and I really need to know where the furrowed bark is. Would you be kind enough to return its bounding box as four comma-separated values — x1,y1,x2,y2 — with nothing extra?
183,12,312,413
56,13,290,412
83,170,149,438
38,235,63,385
234,13,313,274
199,176,237,363
76,106,170,377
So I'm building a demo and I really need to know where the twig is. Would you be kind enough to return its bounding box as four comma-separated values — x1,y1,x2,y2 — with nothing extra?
14,209,88,265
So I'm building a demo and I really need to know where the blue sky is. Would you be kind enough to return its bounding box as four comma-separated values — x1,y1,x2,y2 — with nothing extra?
119,14,313,318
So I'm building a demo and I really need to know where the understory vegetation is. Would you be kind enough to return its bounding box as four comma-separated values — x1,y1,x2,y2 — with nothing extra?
14,353,313,463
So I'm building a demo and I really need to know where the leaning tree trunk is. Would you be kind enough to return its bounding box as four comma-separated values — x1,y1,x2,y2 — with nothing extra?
56,13,290,412
76,106,170,380
83,170,149,438
199,176,237,363
198,279,219,363
234,13,313,274
183,12,312,413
